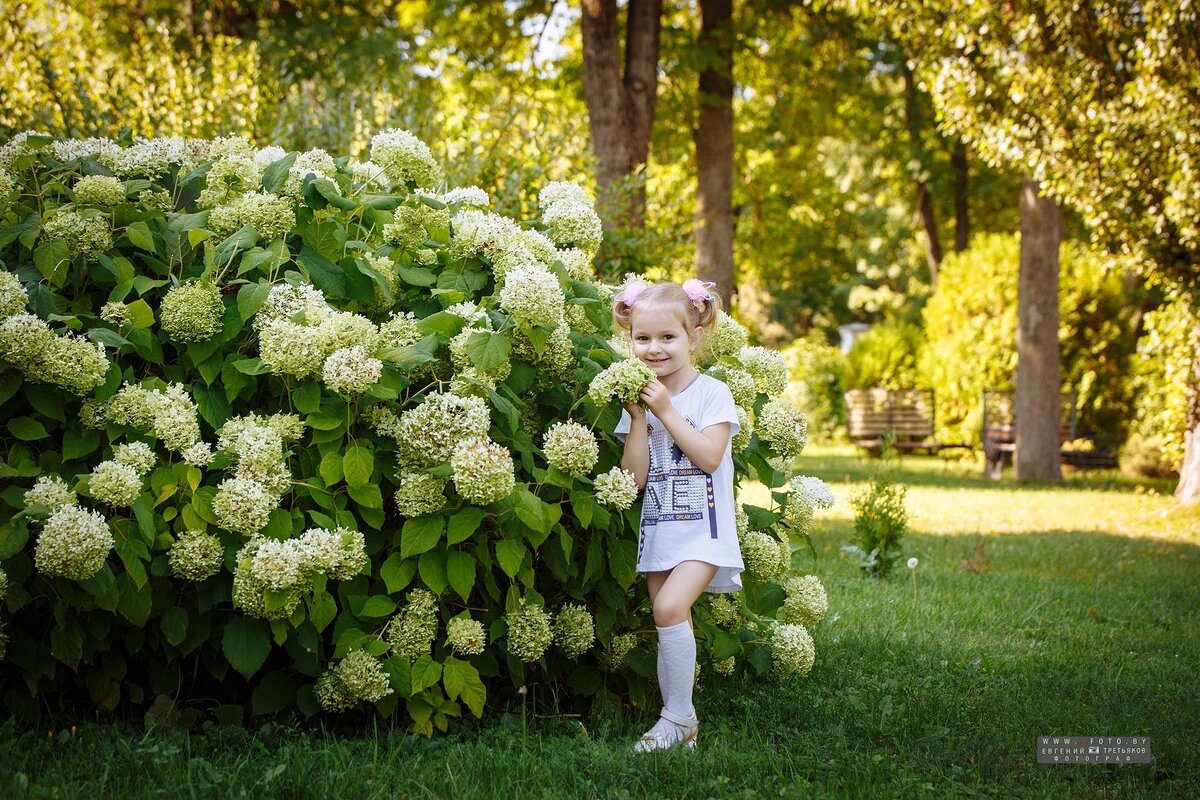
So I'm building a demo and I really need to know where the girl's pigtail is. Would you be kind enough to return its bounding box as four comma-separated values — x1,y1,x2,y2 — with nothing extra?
696,293,721,332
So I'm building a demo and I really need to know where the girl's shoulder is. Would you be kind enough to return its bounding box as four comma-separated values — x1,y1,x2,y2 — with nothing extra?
691,372,734,400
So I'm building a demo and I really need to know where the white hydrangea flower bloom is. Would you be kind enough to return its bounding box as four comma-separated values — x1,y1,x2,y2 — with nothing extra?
322,345,383,396
369,128,442,189
442,185,490,207
594,467,638,510
35,504,113,581
542,421,599,476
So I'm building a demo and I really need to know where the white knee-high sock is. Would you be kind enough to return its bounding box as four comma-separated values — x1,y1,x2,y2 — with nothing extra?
655,620,697,723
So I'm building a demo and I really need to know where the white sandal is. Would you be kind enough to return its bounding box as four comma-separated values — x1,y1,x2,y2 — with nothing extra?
631,709,699,753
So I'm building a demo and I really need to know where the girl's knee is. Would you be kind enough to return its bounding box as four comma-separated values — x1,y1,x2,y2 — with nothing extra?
652,597,689,627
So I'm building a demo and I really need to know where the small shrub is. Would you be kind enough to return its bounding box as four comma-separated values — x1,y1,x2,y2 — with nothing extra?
842,438,908,577
1120,433,1179,479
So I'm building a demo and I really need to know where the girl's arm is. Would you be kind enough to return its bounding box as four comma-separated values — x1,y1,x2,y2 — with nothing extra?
641,381,729,474
620,403,650,489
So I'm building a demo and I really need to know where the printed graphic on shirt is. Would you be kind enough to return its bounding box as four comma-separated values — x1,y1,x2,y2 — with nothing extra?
640,415,719,543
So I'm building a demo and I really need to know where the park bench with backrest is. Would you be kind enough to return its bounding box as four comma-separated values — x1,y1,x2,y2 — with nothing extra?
844,388,967,455
981,389,1118,478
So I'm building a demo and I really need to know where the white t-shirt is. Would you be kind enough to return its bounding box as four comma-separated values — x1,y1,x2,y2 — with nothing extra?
616,373,744,594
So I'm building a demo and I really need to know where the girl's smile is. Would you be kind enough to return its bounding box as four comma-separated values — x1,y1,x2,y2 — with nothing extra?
630,310,702,389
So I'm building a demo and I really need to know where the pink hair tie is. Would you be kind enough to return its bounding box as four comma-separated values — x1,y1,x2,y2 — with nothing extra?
682,278,716,304
616,275,648,307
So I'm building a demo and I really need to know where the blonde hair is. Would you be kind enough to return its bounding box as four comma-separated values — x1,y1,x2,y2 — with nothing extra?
612,281,722,337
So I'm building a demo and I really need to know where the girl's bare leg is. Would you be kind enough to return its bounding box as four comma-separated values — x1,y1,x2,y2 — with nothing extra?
651,561,716,627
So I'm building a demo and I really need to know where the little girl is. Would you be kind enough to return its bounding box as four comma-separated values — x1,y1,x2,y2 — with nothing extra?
612,277,744,753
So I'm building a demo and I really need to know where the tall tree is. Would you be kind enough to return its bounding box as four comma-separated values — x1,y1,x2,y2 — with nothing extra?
580,0,663,230
951,140,970,252
844,0,1200,498
902,61,942,287
694,0,735,307
1015,177,1064,480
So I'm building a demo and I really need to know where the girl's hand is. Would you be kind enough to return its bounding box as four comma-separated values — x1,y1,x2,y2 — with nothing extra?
639,380,673,418
623,401,646,421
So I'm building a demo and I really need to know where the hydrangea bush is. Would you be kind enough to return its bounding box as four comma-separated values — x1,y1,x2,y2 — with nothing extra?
0,130,832,732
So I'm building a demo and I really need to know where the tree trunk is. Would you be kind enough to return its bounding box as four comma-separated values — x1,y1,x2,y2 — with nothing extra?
1015,176,1063,482
1174,318,1200,503
902,63,942,288
916,183,942,286
580,0,662,230
952,139,970,252
693,0,735,309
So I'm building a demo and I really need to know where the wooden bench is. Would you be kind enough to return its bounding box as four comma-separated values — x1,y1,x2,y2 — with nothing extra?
844,388,967,455
982,389,1118,477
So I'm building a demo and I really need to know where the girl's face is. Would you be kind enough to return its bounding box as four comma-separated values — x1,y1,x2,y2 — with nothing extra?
630,306,701,380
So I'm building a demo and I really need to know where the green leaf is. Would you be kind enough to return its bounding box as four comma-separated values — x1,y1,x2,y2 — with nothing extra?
343,444,374,489
400,515,445,558
50,621,84,668
0,213,40,251
416,311,465,337
358,595,397,619
223,617,272,679
318,451,343,486
168,210,209,233
232,357,272,375
380,552,416,594
215,225,260,262
297,245,347,295
495,538,526,578
117,577,152,625
308,591,337,633
458,663,486,717
360,194,405,210
571,493,595,529
125,298,155,329
396,265,437,287
0,524,30,561
378,334,439,370
8,416,48,441
447,508,486,545
410,655,442,692
512,488,552,535
305,413,344,431
308,177,357,211
607,533,637,588
446,550,476,601
347,482,382,509
711,629,743,660
62,426,102,460
418,550,448,595
125,220,157,253
251,671,297,716
161,607,189,647
237,282,271,322
89,327,130,349
34,240,70,286
464,330,512,372
260,152,298,193
301,217,346,261
292,381,321,414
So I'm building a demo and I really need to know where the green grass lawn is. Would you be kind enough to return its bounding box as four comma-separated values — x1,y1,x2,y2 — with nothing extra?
3,447,1197,799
